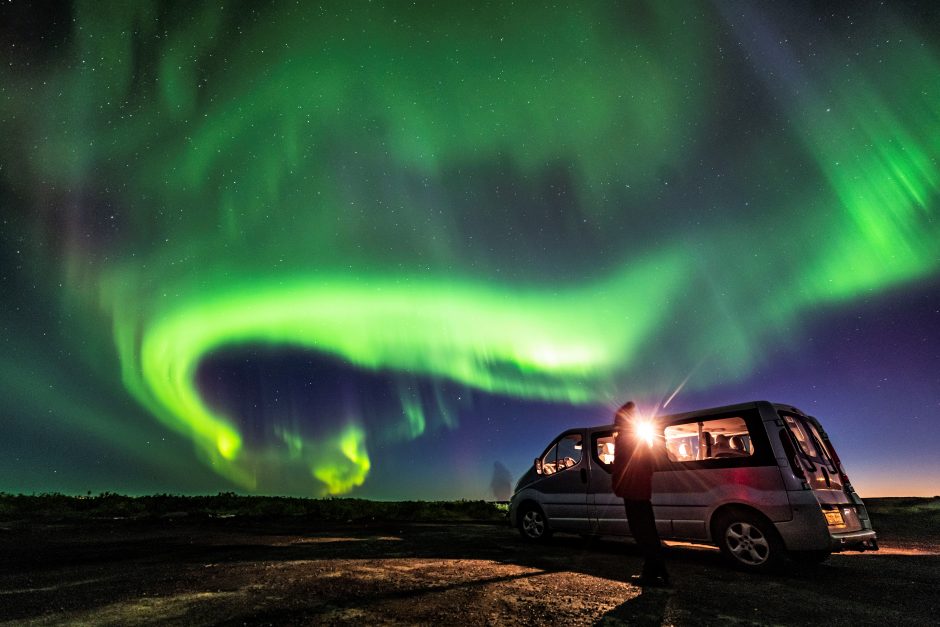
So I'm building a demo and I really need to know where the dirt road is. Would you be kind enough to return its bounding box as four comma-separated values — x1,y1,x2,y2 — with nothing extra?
1,517,937,625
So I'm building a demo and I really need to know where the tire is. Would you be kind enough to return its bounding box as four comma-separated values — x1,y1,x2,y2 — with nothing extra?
517,504,552,542
714,510,784,572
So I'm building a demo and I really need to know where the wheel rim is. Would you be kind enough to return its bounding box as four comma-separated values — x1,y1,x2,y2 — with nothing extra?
725,521,770,565
522,509,545,538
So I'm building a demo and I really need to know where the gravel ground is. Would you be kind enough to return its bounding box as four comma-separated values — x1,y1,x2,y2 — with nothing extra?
0,517,937,626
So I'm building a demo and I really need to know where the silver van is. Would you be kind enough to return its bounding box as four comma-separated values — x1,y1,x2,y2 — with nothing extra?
509,401,878,570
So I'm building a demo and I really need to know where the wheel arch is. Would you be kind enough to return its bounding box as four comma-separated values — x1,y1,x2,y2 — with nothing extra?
708,503,781,545
509,489,543,526
515,498,545,523
515,499,553,542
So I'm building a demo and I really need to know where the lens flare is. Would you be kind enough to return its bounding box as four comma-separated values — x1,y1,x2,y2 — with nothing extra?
635,421,657,448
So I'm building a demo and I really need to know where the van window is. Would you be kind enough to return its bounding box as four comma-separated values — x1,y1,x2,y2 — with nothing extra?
782,413,839,473
664,416,753,462
781,414,822,460
589,432,618,473
596,434,616,466
804,419,839,473
540,433,583,475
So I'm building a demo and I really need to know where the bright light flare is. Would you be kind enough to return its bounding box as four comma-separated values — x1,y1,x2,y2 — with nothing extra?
635,420,657,448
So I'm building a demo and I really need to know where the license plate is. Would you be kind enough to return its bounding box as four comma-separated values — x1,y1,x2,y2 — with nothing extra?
825,510,844,526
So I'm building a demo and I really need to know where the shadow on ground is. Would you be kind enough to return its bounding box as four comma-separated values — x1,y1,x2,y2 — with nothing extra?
1,518,937,625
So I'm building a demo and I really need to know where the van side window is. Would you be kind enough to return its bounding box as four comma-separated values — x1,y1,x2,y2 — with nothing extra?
664,416,753,462
596,434,616,465
589,432,617,473
540,433,583,475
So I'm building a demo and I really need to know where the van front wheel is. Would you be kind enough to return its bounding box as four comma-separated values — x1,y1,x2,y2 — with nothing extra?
518,504,552,542
715,511,784,571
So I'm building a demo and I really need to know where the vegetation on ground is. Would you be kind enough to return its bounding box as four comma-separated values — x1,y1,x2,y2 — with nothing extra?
864,496,940,539
2,493,935,536
0,492,509,523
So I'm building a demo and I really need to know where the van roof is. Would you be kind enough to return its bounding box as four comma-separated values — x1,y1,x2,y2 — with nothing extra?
583,400,805,432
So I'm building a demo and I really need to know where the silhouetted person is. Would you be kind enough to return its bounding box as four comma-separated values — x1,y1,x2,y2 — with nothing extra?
612,401,670,587
490,461,513,502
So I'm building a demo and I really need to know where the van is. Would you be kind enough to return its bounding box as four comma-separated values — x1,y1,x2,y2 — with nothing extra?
509,401,878,570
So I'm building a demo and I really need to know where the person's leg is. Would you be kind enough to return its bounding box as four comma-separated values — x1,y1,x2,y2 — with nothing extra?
639,500,668,581
624,500,654,567
625,500,668,582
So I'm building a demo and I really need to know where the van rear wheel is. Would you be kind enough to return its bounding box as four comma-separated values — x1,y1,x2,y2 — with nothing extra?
715,511,784,572
518,504,552,542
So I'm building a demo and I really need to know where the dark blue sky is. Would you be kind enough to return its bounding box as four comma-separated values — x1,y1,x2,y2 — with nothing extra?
1,1,938,498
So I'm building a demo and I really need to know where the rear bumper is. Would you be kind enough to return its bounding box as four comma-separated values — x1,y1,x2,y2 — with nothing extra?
776,499,878,552
830,529,879,552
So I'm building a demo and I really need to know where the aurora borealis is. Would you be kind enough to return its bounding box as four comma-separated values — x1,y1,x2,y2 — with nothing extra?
1,1,938,498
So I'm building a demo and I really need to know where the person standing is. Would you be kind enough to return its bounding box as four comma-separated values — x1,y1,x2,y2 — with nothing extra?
611,401,670,587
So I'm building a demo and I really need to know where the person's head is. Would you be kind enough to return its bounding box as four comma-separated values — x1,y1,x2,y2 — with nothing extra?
614,401,636,427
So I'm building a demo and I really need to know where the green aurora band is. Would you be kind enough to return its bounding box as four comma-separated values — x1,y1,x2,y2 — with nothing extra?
1,1,938,494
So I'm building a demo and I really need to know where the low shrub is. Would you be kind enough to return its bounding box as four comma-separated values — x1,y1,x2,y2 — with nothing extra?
0,492,508,523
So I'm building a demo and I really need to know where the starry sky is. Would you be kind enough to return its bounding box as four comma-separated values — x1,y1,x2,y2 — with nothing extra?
1,1,938,499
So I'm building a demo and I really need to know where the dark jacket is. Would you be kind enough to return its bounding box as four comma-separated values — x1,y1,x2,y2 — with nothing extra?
611,430,654,500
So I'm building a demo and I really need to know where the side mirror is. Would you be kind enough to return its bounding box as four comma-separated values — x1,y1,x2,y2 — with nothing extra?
534,458,543,474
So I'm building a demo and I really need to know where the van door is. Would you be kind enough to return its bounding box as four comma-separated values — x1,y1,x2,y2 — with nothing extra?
532,431,591,532
587,429,672,538
780,413,863,533
587,430,628,535
780,413,846,496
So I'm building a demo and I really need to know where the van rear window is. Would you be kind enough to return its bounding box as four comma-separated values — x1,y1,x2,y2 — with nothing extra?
664,416,753,462
781,414,822,460
782,413,839,473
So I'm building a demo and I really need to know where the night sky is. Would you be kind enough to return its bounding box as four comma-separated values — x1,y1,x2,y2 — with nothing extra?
1,1,938,499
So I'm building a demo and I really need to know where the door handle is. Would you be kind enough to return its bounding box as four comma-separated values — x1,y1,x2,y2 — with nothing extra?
580,468,588,484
